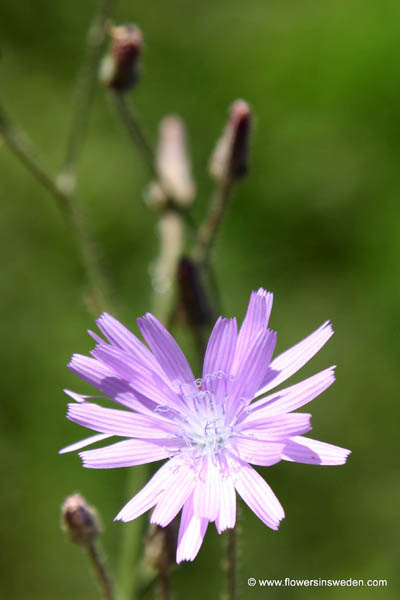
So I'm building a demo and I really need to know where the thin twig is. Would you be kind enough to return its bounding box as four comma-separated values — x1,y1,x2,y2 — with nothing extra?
85,539,116,600
223,528,237,600
109,90,156,176
0,103,110,315
62,0,117,187
193,181,233,268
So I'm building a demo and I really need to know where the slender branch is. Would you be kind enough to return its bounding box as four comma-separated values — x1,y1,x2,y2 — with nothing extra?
85,539,116,600
223,528,237,600
0,104,70,212
0,103,110,314
193,181,233,268
62,0,117,186
109,90,156,176
117,466,152,600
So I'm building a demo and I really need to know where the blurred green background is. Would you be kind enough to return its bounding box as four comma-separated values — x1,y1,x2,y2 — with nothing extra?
1,0,399,598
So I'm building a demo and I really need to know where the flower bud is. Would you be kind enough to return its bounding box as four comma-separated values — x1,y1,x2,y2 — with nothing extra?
155,115,196,207
209,99,252,185
100,25,143,92
177,257,214,327
62,493,100,545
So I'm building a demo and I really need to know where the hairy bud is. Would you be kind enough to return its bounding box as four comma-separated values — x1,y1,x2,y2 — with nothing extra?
100,25,143,92
177,257,214,327
155,115,196,207
210,99,252,185
62,494,100,545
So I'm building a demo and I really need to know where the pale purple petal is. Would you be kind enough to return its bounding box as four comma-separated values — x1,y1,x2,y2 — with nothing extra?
202,317,237,377
193,459,221,521
227,329,277,419
92,344,184,410
68,354,115,389
59,433,112,454
79,438,182,468
100,378,160,415
215,476,236,533
67,402,178,438
115,458,181,522
282,436,351,465
233,460,285,529
97,312,160,371
233,438,285,466
63,389,105,403
138,313,195,385
232,289,273,373
151,464,195,526
238,413,312,440
176,493,209,563
247,367,335,419
257,321,334,396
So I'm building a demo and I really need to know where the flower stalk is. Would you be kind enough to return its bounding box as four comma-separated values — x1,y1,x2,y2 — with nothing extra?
62,494,115,600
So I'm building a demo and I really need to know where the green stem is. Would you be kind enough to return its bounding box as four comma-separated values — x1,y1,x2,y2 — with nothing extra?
223,527,237,600
62,0,117,187
109,90,156,177
0,103,110,315
85,539,116,600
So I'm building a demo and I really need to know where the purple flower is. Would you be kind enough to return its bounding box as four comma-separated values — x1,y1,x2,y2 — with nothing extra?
61,288,350,562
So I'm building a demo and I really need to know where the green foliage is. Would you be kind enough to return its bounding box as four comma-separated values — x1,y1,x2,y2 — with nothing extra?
1,0,399,597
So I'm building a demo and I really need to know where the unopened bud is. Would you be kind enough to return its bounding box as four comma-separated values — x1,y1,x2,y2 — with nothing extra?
210,99,251,185
178,257,214,327
155,116,196,207
62,494,100,545
100,25,143,92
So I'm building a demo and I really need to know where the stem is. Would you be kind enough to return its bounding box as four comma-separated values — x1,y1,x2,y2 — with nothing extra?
109,90,156,177
0,103,110,315
193,181,233,267
62,0,117,186
223,527,237,600
117,466,149,600
85,539,116,600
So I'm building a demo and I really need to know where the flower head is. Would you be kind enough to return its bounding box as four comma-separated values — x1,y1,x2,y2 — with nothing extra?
61,289,350,562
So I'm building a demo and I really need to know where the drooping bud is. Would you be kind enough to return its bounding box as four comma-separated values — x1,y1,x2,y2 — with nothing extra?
155,115,196,207
62,494,101,545
209,99,252,185
100,25,143,92
177,257,214,327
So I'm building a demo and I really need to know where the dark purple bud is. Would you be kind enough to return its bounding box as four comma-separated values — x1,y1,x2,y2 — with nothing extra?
62,494,101,545
100,25,143,92
177,257,214,327
210,99,252,184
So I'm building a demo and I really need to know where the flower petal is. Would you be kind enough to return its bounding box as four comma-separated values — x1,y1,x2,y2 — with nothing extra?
257,321,334,396
79,438,182,468
215,476,236,533
247,367,335,419
59,433,112,454
233,460,284,529
68,354,115,389
282,436,351,465
238,413,312,440
202,317,237,378
97,312,160,371
115,458,181,522
227,329,277,419
151,464,195,526
233,438,285,466
67,402,178,438
232,289,273,373
92,344,184,411
138,313,195,385
193,459,222,521
177,493,209,563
